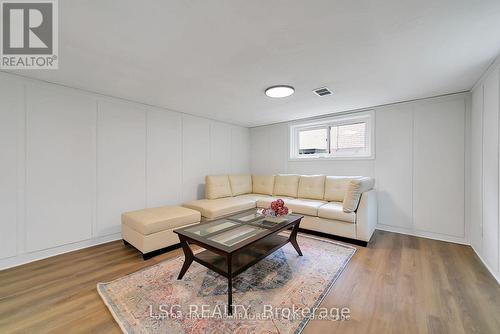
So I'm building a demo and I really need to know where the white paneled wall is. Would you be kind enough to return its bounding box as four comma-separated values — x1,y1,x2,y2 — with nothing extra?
0,79,23,259
26,86,96,251
182,115,211,202
250,93,468,244
0,73,250,269
288,159,375,177
210,122,232,175
481,71,499,273
471,57,500,283
375,105,413,230
250,124,288,175
470,86,483,253
413,99,465,238
231,126,251,174
97,101,147,236
146,109,182,207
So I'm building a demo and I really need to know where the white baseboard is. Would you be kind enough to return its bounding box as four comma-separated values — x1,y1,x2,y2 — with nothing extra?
0,233,122,271
375,224,469,245
471,244,500,285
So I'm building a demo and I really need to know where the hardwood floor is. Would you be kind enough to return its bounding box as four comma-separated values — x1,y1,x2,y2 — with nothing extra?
0,230,499,333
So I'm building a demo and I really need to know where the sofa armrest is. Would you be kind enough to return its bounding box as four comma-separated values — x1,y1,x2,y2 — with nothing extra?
355,189,377,242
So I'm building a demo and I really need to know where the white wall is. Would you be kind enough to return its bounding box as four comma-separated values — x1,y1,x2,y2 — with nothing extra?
250,93,469,245
0,72,250,269
470,55,500,284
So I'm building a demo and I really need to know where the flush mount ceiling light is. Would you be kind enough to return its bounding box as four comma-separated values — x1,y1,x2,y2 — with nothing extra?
265,85,295,98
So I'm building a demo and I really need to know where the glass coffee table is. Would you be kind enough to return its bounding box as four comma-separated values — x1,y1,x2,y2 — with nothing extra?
173,209,304,314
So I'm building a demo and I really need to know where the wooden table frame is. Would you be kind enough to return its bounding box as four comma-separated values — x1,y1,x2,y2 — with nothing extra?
174,212,303,314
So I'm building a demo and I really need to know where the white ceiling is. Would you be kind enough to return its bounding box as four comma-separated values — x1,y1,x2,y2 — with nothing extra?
7,0,500,127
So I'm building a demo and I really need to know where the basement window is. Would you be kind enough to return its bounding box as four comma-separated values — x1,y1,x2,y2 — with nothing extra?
289,111,374,160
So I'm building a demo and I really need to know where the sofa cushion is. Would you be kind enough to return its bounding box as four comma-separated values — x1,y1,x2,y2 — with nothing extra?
229,175,252,196
183,197,256,219
286,198,327,216
236,193,272,202
273,174,300,198
343,177,375,212
122,206,201,235
324,176,361,202
252,175,275,195
298,175,326,200
256,196,294,209
318,202,356,223
256,197,326,216
205,175,232,200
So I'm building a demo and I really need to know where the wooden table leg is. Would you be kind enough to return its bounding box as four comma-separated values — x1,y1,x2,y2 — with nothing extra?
289,221,303,256
177,236,194,280
227,254,233,315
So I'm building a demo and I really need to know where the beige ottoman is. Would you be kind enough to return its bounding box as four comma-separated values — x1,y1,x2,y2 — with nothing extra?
121,206,201,259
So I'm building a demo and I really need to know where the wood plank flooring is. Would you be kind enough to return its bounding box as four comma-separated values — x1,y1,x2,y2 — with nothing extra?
0,230,499,333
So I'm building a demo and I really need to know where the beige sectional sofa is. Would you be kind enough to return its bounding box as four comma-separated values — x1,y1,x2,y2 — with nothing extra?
183,174,377,245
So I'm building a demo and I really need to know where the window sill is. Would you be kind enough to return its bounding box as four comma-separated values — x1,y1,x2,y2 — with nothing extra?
288,155,375,162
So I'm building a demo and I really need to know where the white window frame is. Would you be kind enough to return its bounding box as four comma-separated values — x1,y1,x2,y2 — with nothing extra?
289,111,375,161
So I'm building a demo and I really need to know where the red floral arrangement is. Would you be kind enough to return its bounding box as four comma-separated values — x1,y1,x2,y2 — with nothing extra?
262,199,289,217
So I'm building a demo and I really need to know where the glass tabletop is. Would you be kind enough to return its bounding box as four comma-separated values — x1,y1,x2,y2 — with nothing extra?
208,225,265,246
184,220,238,237
228,210,265,223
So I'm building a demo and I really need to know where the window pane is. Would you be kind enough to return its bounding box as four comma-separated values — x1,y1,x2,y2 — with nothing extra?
298,128,328,155
290,113,372,159
330,122,366,152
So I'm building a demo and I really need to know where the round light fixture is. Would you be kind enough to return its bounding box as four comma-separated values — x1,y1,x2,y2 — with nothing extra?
265,85,295,98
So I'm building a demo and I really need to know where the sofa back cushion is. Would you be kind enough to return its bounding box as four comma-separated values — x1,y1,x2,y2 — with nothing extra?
343,177,375,212
229,175,252,196
273,174,300,198
205,175,232,200
252,175,275,195
324,176,360,202
298,175,326,200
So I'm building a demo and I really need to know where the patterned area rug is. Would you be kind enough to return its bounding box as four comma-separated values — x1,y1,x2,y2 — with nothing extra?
97,234,356,334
